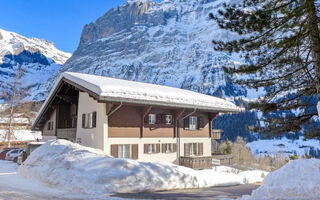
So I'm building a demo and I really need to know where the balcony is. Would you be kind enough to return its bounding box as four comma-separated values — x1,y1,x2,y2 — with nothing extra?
57,128,76,140
180,156,213,169
212,129,222,139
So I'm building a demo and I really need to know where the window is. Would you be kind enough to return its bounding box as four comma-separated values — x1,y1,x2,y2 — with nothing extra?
148,144,156,153
82,112,96,129
189,116,197,130
165,115,172,125
189,143,198,156
184,143,203,157
118,144,131,159
88,113,93,128
165,143,172,153
148,114,156,124
111,144,138,160
144,144,160,154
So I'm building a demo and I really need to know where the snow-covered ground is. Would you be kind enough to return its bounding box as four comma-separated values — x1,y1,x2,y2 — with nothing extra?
247,137,320,157
0,129,42,142
238,159,320,200
19,140,266,196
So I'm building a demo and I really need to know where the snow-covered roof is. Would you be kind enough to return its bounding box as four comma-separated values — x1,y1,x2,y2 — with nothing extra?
33,72,242,128
64,72,241,111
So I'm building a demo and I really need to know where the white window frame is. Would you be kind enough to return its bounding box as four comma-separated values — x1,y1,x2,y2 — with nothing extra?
148,144,156,154
165,115,172,125
118,144,131,159
165,143,173,153
88,113,93,128
189,116,197,130
148,114,156,124
189,143,198,156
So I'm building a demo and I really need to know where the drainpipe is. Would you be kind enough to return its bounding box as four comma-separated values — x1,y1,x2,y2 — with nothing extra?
177,108,197,165
108,102,123,117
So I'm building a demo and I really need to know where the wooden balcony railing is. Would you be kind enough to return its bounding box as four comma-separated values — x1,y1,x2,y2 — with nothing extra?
180,156,213,169
212,129,222,139
57,128,76,139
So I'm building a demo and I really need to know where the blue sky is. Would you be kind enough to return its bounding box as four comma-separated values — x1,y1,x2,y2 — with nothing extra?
0,0,128,53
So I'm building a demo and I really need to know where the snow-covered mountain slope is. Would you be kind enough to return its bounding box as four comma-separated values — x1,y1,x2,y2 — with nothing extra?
45,0,246,98
0,28,71,100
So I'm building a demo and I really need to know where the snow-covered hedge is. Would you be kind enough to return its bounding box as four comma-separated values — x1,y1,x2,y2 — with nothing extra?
18,140,266,195
240,159,320,200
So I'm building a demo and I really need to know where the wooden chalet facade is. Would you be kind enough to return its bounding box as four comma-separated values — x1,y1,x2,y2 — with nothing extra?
32,72,241,169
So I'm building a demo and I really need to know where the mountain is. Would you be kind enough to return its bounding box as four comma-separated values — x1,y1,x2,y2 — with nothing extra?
37,0,259,141
46,0,247,98
0,28,71,100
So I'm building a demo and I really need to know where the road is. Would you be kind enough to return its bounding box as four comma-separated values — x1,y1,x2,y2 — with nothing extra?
113,184,259,200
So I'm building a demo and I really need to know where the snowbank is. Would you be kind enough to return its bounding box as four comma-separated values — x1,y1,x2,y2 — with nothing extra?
19,140,267,195
239,159,320,200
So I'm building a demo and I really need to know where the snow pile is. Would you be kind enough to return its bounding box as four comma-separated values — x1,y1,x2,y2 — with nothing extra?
247,137,320,157
0,129,42,142
239,159,320,200
19,140,266,195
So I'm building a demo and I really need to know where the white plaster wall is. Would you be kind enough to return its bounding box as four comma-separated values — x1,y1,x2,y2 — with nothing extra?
76,92,108,152
106,137,211,164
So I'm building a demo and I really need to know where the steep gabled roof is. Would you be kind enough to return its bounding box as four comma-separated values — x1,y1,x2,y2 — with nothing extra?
33,72,242,129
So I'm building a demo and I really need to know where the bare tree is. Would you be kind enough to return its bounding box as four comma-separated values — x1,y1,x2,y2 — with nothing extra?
0,67,30,147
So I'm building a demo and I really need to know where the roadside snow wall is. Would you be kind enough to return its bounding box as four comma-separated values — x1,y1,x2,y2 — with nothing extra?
19,140,266,195
239,159,320,200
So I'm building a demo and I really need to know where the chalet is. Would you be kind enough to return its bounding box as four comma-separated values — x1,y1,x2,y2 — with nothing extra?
32,72,241,169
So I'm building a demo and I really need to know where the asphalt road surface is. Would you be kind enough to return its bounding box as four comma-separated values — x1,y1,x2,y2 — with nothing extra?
113,184,259,200
0,184,259,200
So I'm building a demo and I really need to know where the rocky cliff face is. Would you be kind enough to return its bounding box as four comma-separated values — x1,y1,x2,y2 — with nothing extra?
0,28,71,100
51,0,246,98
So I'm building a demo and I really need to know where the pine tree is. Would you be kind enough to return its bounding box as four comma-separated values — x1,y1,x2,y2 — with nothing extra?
210,0,320,135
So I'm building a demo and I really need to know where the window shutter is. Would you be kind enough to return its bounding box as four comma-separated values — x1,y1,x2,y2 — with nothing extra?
156,114,162,124
82,114,86,128
156,144,160,153
184,143,190,157
92,112,97,128
51,122,54,130
184,117,189,129
162,144,166,153
131,144,138,160
47,122,50,130
198,143,203,156
198,117,204,129
110,145,118,158
144,144,148,154
173,143,177,152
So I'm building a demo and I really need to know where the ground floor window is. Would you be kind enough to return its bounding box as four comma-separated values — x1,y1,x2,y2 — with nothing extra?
162,143,175,153
110,144,138,160
118,144,131,159
144,143,160,154
184,143,203,156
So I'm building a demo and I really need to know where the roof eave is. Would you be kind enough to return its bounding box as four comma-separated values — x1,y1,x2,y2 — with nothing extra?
98,96,242,113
